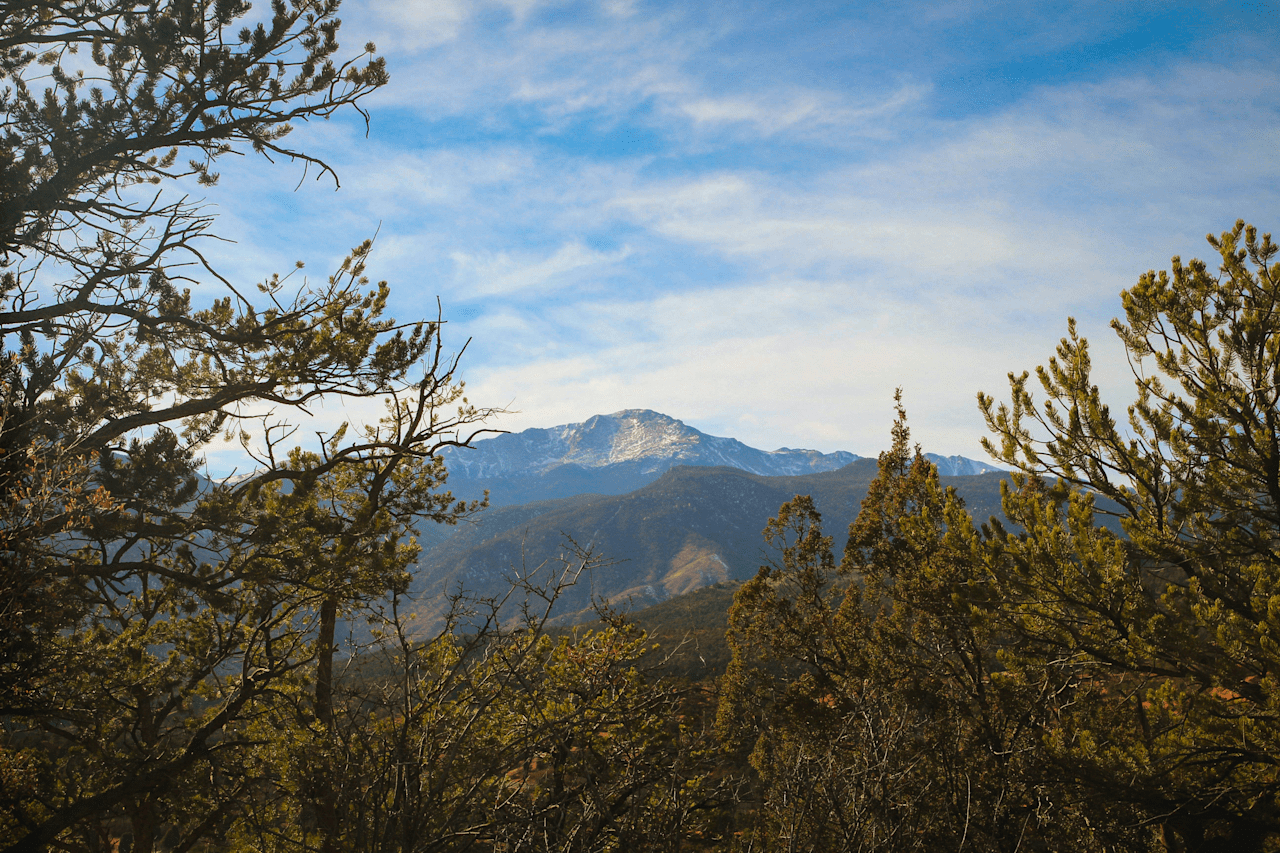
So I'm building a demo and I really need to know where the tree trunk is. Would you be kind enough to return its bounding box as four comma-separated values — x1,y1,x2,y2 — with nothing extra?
314,593,340,853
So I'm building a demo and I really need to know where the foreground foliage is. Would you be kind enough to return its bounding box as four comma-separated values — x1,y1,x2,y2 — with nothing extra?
10,2,1280,851
225,554,725,853
980,221,1280,850
724,223,1280,852
720,405,1119,852
0,2,720,851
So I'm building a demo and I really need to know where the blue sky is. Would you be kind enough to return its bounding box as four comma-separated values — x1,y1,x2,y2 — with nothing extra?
202,0,1280,464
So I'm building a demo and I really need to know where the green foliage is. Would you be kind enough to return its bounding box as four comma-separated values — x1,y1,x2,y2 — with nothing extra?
628,582,740,684
230,550,725,853
0,5,725,851
719,398,1119,852
0,3,491,850
978,220,1280,850
724,223,1280,852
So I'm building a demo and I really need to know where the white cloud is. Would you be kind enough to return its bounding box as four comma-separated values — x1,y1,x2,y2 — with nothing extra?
353,0,697,119
451,241,633,295
677,83,929,137
608,63,1280,300
495,0,546,24
359,0,474,50
352,0,925,146
186,0,1280,473
440,62,1278,457
458,277,1061,458
610,174,1070,281
601,0,638,17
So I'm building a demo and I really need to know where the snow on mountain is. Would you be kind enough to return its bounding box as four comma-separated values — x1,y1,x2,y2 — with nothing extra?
408,413,1009,627
441,409,1002,488
925,454,1005,476
440,409,862,480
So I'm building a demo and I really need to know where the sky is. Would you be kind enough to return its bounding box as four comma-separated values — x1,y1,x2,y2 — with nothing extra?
199,0,1280,465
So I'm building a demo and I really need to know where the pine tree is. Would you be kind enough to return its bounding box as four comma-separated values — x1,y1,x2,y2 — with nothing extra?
980,221,1280,850
0,3,496,849
726,224,1280,851
718,396,1119,851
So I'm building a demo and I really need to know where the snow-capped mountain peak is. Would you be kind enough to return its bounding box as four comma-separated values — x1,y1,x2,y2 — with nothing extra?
441,409,862,481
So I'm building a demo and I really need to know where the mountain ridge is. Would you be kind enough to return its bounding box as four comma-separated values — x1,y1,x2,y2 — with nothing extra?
440,409,1001,506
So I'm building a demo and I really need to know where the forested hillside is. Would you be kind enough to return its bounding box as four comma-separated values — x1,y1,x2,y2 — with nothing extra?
406,461,1010,631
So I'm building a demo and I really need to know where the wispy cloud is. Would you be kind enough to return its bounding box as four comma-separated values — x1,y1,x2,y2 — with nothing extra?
195,1,1280,466
451,241,633,295
612,174,1028,276
677,83,929,138
359,0,474,50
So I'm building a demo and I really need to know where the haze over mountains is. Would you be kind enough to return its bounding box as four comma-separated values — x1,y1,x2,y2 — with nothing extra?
406,410,1008,632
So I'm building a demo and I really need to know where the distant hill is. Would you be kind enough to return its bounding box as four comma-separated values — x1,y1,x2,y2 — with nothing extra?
438,409,1002,506
629,581,741,684
406,460,1011,634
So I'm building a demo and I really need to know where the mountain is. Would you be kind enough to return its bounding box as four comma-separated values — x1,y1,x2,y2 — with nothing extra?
402,410,1010,634
439,409,1001,506
926,454,1004,476
406,461,1011,634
